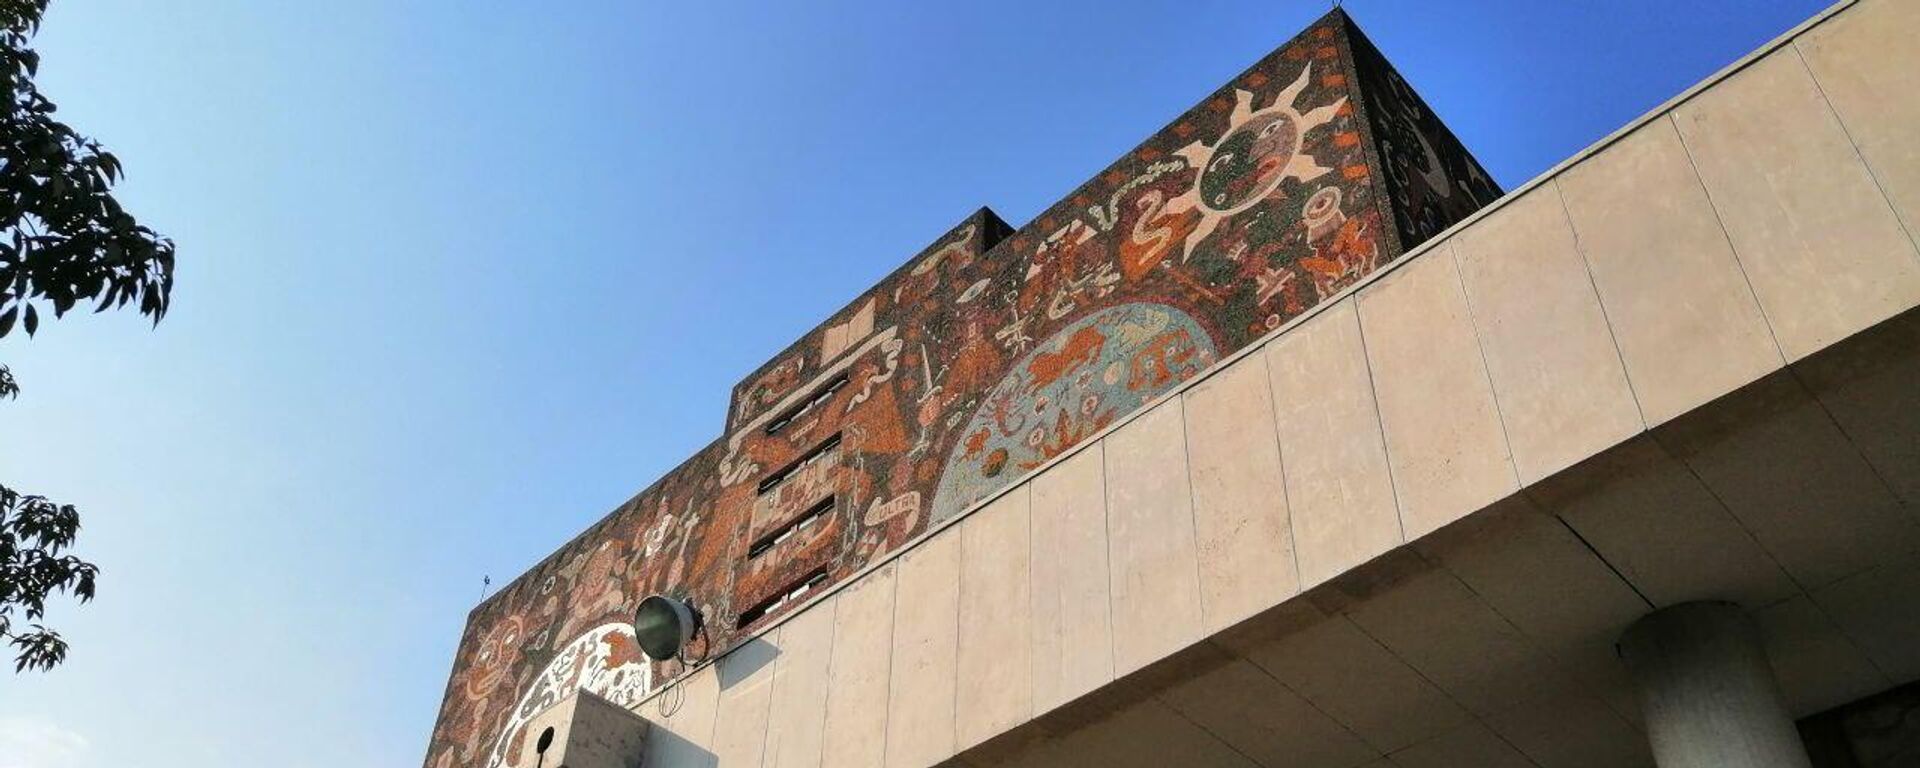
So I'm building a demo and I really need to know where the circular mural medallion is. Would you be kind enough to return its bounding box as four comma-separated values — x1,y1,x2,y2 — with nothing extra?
484,622,652,768
929,302,1218,522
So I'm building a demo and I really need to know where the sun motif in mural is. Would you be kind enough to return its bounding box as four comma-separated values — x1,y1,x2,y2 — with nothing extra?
1167,62,1347,261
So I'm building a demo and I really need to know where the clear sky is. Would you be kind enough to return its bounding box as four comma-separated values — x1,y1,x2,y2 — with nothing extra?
0,1,1834,765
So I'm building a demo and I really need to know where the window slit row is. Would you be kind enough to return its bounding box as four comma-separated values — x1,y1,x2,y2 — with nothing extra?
736,567,830,628
746,495,835,560
763,373,849,436
757,433,842,495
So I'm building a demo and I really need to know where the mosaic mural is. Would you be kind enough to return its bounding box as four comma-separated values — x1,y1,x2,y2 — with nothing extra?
930,302,1218,521
1344,18,1503,250
423,10,1500,768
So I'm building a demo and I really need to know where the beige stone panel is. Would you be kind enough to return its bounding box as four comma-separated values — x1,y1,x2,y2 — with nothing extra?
1793,310,1920,509
1558,122,1783,425
1243,612,1471,753
1656,373,1919,588
1181,354,1298,633
1387,721,1534,768
886,534,961,768
712,631,781,768
1812,554,1920,681
1027,446,1114,713
1417,499,1645,638
969,734,1080,768
1752,596,1890,717
1159,658,1378,767
821,564,897,768
1344,565,1584,718
640,664,721,768
1358,248,1518,538
1102,401,1205,676
1453,187,1644,483
1482,689,1653,768
955,489,1033,750
1264,300,1402,588
1047,697,1259,768
1797,0,1920,237
1676,48,1920,361
1415,498,1649,724
765,599,836,768
1535,436,1798,609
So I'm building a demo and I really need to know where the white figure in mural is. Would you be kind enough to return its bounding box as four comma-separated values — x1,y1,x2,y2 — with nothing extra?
483,623,652,768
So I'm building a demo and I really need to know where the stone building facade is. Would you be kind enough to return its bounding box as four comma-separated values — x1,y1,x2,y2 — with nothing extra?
425,1,1920,766
422,10,1500,768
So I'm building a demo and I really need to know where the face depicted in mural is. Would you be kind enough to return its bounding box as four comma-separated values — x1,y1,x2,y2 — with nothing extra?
1169,62,1348,264
425,13,1503,768
462,615,525,702
1200,111,1299,210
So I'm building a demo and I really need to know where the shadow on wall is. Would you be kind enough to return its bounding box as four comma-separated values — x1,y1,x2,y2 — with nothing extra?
718,636,780,690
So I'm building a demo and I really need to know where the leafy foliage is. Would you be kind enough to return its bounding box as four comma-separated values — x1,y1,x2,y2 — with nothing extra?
0,0,174,672
2,365,96,672
0,0,175,338
0,480,96,672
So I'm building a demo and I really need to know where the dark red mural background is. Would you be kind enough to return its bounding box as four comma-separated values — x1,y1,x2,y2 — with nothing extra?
423,11,1501,768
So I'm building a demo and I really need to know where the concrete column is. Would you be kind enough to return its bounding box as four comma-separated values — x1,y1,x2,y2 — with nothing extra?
1618,601,1811,768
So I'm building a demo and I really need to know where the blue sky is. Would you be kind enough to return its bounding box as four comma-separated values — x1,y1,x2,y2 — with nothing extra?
0,1,1832,765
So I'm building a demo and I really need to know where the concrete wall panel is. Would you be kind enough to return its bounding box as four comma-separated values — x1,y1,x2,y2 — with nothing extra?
1453,187,1644,484
1243,613,1471,753
1793,310,1920,510
1103,401,1205,676
1753,595,1890,717
1675,47,1920,360
1046,698,1260,768
1344,566,1583,718
1181,354,1299,633
1533,437,1798,609
1655,374,1919,588
885,535,961,767
956,490,1034,749
640,664,721,768
1559,121,1783,425
1812,554,1920,681
765,600,837,768
1263,300,1403,588
1480,689,1652,768
712,632,781,768
1798,0,1920,239
1027,446,1116,713
1414,499,1647,724
1358,249,1517,538
1158,658,1377,767
820,564,897,768
1386,721,1535,768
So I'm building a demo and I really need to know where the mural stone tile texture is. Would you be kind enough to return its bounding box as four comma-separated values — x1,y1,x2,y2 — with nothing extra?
422,10,1501,768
